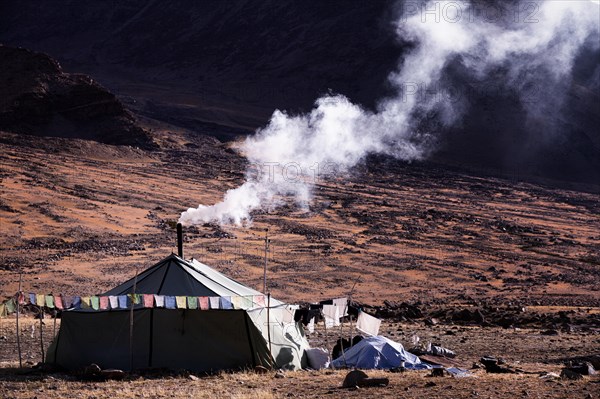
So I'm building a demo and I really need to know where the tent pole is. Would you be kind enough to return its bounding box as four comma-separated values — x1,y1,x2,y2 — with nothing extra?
129,268,138,372
322,310,334,370
16,271,22,368
267,293,272,355
263,229,269,293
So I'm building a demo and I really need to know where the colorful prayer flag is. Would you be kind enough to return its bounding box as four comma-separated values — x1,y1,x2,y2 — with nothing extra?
45,295,54,308
54,295,63,310
175,296,187,309
109,296,118,309
99,296,109,310
199,297,209,310
154,295,165,308
209,297,220,309
220,296,232,309
143,294,154,308
187,296,198,309
81,296,91,309
242,296,253,309
36,294,45,307
231,296,243,309
253,295,266,307
72,296,81,309
118,295,128,309
165,296,176,309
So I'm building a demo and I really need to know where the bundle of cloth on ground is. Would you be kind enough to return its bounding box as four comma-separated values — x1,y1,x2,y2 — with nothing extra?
331,336,432,370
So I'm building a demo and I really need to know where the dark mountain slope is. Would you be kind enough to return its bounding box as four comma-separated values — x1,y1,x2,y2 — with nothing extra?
0,1,598,185
0,46,155,148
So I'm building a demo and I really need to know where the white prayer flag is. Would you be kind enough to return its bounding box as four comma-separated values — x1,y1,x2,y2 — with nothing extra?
356,310,381,336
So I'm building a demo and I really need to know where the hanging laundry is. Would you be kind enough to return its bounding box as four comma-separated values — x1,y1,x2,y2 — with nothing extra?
356,310,381,336
29,293,36,305
165,296,176,309
54,295,63,310
118,295,128,309
307,317,315,333
45,295,55,309
154,295,165,308
199,297,209,310
209,297,220,309
108,296,118,309
187,296,198,309
176,296,187,309
220,296,232,309
333,297,349,316
322,305,340,328
143,294,154,308
99,296,109,310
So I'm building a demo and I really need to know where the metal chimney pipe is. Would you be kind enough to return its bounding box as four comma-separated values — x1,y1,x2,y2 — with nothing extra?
176,223,183,258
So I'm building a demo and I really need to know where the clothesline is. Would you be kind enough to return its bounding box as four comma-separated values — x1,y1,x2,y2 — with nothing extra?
0,292,268,313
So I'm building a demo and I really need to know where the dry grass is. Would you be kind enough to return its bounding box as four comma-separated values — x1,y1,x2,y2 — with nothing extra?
1,318,599,398
1,368,599,399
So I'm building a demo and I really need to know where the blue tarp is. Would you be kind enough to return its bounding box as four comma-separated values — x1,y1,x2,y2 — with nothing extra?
331,336,432,370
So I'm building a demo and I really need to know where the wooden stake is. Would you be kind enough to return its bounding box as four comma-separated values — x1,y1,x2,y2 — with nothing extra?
129,268,139,372
322,310,334,369
39,305,45,363
16,272,22,368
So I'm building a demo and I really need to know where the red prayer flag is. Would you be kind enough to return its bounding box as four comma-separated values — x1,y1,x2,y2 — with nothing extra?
143,294,154,308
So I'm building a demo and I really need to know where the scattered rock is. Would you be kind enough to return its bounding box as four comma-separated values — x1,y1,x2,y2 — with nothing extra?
342,370,389,388
431,368,445,377
560,368,584,380
565,362,596,376
342,370,369,388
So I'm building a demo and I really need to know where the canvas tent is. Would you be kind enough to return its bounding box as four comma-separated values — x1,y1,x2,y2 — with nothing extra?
47,254,309,372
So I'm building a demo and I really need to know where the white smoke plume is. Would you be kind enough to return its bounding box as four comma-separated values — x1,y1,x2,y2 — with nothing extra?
180,0,599,226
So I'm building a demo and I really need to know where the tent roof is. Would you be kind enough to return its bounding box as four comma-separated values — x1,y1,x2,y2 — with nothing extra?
102,254,282,305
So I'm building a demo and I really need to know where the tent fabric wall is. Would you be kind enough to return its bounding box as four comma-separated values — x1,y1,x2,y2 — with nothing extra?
49,309,273,372
247,305,309,370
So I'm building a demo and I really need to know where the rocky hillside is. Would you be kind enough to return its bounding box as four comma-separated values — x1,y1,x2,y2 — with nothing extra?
0,1,598,184
0,45,155,148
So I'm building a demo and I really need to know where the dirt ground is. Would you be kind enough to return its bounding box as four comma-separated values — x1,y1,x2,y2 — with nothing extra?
1,130,599,398
0,318,599,399
1,131,598,307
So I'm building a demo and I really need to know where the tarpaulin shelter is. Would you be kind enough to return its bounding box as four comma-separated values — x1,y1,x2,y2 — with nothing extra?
47,254,308,372
331,336,431,370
